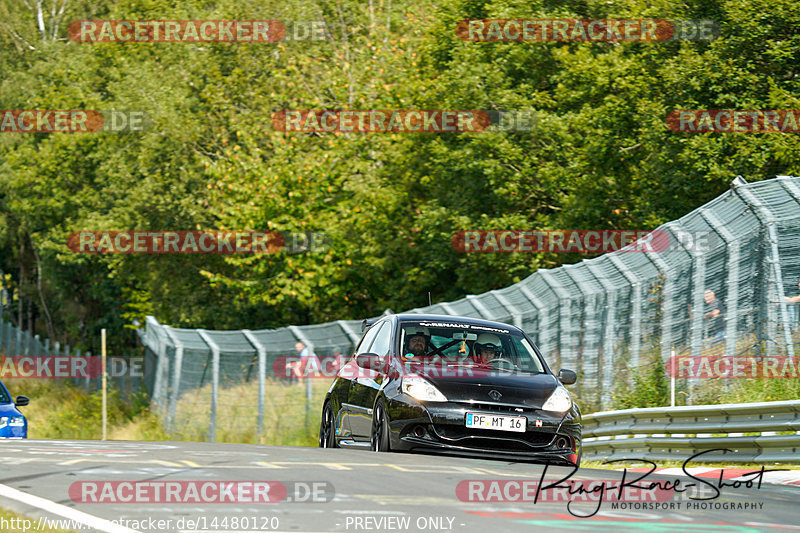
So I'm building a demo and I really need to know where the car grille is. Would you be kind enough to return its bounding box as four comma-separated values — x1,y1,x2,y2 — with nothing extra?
432,424,555,450
455,401,537,413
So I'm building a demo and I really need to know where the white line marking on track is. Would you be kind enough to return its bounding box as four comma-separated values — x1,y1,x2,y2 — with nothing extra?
0,482,141,533
656,467,718,476
59,458,89,465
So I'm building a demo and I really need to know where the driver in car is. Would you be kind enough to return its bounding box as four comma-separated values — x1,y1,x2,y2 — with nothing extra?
473,333,503,364
403,326,431,360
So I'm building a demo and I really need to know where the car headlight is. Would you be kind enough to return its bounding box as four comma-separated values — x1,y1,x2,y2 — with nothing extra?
0,417,24,428
401,376,447,402
542,386,571,413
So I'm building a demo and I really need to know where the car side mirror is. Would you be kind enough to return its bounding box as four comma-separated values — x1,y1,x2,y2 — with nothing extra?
14,396,29,407
355,353,383,371
557,369,577,385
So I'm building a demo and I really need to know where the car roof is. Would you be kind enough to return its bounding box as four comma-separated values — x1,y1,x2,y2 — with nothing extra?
392,313,522,333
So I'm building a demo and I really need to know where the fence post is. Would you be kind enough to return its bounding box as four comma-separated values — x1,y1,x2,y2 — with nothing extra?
242,330,266,441
490,290,524,330
670,345,676,407
198,330,220,443
585,261,618,409
643,250,674,364
699,209,741,358
16,321,22,358
84,350,91,391
146,317,170,417
288,326,315,425
163,326,184,432
734,182,795,358
439,302,459,316
539,271,575,373
609,254,643,375
466,295,492,320
562,266,601,405
517,283,548,360
336,320,361,347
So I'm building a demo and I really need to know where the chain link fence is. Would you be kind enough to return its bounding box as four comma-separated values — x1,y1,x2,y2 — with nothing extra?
137,176,800,442
0,301,143,399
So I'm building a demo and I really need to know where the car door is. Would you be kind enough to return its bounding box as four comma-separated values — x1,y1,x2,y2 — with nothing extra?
347,320,394,439
339,322,383,437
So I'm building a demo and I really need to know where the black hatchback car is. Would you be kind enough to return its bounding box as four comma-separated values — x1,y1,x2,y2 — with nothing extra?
319,314,581,466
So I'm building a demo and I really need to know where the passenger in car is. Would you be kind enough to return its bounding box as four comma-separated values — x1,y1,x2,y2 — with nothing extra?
473,333,503,364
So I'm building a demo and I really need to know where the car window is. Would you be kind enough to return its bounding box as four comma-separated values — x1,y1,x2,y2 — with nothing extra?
511,337,545,373
369,322,393,357
355,322,383,355
430,334,467,358
399,322,546,373
0,383,10,404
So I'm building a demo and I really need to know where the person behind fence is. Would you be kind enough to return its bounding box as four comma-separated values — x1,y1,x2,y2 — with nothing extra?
704,289,725,344
782,277,800,330
287,341,321,381
329,349,346,372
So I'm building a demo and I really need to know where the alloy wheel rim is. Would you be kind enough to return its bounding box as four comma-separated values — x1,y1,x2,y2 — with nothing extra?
322,407,332,447
372,407,382,451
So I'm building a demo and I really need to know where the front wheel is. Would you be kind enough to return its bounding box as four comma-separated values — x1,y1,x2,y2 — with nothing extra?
371,399,390,452
319,402,338,448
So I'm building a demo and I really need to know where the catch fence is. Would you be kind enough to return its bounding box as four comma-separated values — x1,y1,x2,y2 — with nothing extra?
0,302,144,398
138,176,800,441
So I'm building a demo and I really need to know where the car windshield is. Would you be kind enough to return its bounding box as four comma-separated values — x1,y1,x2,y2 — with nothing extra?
399,321,545,374
0,383,11,404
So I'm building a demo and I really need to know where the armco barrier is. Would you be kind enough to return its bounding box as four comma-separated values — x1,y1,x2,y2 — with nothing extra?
581,400,800,463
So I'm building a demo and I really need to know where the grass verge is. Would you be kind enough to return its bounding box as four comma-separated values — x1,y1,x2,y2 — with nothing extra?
2,377,330,446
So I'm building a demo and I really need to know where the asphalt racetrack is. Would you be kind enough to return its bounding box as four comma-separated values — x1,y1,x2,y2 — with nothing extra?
0,440,798,532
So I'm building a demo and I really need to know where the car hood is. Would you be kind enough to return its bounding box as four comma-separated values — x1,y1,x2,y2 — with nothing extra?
0,403,22,417
417,370,563,409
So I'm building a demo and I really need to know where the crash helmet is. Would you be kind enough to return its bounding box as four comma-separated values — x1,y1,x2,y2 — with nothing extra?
474,333,502,359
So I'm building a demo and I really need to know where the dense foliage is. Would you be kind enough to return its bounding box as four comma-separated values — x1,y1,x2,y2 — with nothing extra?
1,0,799,353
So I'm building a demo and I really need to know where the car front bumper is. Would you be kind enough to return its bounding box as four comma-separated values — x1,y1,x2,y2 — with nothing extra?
386,398,581,465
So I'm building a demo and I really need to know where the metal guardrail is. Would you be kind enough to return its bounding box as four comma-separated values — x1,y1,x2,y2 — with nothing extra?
581,400,800,463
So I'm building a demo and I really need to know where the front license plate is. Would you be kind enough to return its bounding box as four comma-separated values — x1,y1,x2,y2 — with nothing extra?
465,412,526,433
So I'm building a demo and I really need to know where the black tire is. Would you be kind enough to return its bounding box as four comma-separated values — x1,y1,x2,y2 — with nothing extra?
574,446,582,468
371,399,390,452
319,402,338,448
